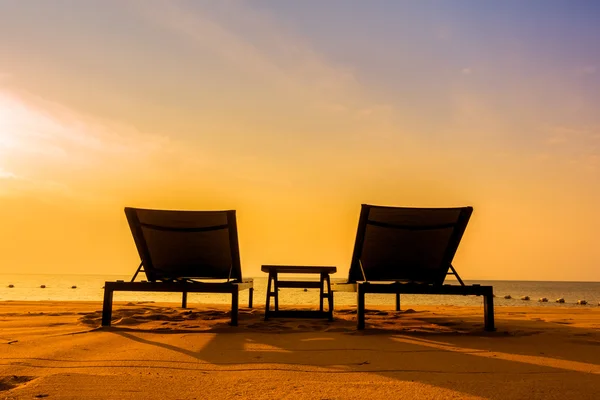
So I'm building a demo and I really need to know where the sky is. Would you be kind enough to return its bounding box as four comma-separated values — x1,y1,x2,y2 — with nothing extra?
1,0,599,281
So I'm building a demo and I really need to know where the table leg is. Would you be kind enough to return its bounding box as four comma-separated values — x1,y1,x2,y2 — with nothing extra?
319,273,325,312
326,274,333,321
265,272,273,321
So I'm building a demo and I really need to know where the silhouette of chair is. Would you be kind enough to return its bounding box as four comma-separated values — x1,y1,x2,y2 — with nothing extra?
101,208,253,327
346,204,494,331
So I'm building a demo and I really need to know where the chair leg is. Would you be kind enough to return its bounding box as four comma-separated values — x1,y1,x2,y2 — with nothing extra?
182,291,188,308
395,292,401,311
265,273,273,321
357,283,366,330
325,274,333,321
101,285,114,327
231,290,239,326
484,293,495,331
248,287,254,308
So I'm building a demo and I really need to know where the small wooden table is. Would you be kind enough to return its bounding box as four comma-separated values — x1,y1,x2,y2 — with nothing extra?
261,265,337,321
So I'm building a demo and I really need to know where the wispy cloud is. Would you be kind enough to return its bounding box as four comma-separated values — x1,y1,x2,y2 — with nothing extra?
0,167,16,179
133,1,375,118
544,125,599,144
0,86,308,201
2,89,171,154
575,65,597,76
0,89,182,199
540,125,600,170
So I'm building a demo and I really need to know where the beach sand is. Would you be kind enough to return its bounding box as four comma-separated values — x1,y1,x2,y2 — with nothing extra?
1,301,599,399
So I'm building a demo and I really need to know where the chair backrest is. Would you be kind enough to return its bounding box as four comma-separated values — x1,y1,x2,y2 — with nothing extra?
125,207,243,282
347,204,472,285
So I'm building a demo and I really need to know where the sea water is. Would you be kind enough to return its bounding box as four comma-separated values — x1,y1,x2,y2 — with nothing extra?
1,274,598,308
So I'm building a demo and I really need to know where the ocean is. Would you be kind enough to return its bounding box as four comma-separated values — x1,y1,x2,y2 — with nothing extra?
1,274,598,308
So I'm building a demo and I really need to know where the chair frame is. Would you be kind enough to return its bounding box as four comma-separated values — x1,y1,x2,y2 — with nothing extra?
349,204,495,331
101,208,253,327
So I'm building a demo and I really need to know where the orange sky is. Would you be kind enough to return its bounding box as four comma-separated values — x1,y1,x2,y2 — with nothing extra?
1,1,599,281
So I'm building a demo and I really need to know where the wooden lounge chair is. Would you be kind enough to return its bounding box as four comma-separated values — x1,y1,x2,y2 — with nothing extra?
346,204,494,331
101,208,254,327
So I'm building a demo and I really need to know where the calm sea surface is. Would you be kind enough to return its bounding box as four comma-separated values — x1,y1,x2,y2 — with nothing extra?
0,274,598,308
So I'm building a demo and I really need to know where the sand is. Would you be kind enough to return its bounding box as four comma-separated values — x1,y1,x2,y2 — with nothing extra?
1,301,599,399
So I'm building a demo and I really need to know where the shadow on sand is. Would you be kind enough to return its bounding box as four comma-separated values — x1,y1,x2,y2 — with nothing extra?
76,304,600,399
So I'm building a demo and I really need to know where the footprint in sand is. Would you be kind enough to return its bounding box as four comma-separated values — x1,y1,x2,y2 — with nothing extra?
325,327,352,333
369,311,389,316
0,375,36,391
113,317,144,326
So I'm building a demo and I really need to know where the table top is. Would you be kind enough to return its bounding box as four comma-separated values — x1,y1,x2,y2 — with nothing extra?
261,265,337,274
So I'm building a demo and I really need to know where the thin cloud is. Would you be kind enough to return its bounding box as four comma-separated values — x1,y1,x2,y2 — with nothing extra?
0,89,183,199
540,125,600,170
0,89,171,162
546,135,567,145
575,65,597,76
134,1,373,118
0,168,16,179
0,87,304,200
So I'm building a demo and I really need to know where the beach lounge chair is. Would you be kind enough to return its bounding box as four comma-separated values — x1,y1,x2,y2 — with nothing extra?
101,208,254,327
345,204,494,331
